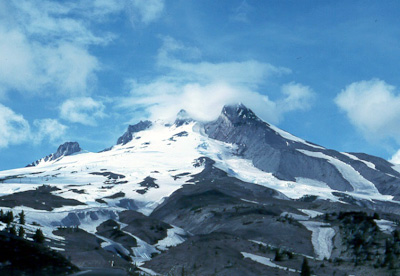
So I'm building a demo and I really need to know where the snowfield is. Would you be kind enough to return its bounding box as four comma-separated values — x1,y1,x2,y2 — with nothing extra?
300,221,335,260
297,149,380,195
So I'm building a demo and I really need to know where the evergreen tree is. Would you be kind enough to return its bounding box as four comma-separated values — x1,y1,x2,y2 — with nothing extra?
301,258,311,276
9,225,16,236
393,230,400,242
18,226,25,238
4,211,13,224
19,210,25,225
274,249,283,261
33,228,45,244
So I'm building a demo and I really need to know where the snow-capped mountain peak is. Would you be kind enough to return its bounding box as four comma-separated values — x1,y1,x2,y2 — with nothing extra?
221,103,261,123
174,109,194,127
116,120,152,145
27,141,82,167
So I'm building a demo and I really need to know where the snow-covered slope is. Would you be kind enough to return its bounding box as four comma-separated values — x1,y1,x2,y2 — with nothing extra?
1,104,399,222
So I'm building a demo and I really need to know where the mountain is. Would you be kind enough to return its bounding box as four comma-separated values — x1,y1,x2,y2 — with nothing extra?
117,120,152,145
27,141,82,167
205,104,400,199
0,103,400,275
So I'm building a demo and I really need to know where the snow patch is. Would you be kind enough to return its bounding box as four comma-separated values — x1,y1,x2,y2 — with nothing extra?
280,212,309,221
241,252,299,273
374,219,396,234
156,225,186,250
300,221,335,260
299,209,324,219
297,149,380,196
269,124,325,150
341,152,376,170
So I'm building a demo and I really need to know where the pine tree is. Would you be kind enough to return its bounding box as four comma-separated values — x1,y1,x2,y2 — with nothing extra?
9,225,16,236
19,210,25,225
18,226,25,238
274,249,283,261
301,258,311,276
33,228,45,244
393,230,400,242
4,211,13,224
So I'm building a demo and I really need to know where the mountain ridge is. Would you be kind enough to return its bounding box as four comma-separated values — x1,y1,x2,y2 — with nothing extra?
2,103,399,275
27,141,82,167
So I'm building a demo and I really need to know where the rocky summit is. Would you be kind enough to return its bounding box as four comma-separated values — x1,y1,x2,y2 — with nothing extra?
1,104,400,275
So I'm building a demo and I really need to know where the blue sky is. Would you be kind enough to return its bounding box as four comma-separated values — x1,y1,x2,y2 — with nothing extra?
2,0,400,170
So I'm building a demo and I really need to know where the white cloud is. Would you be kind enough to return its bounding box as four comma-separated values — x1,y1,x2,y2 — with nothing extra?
128,0,165,25
60,97,106,126
389,150,400,164
0,0,119,97
280,82,315,112
0,104,70,148
33,119,68,144
0,27,41,96
123,81,276,122
335,79,400,140
0,104,30,148
121,37,313,123
124,80,313,123
157,36,290,88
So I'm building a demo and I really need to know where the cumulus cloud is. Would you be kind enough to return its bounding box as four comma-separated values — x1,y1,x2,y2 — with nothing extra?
0,103,71,148
280,82,315,112
60,97,106,126
121,37,313,123
0,0,120,97
33,119,68,144
389,150,400,164
335,79,400,140
0,104,30,148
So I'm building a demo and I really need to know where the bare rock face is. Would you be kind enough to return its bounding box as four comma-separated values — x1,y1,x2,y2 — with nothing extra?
204,104,400,197
116,120,152,145
174,109,194,127
52,142,81,160
27,142,81,167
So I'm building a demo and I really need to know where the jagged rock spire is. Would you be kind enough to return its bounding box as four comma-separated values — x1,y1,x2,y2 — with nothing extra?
117,121,152,145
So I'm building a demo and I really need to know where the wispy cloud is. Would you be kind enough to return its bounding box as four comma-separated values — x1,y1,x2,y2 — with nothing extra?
0,0,120,97
127,0,165,25
60,97,106,126
230,0,253,23
157,36,290,88
121,37,313,123
0,104,30,148
33,119,68,144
